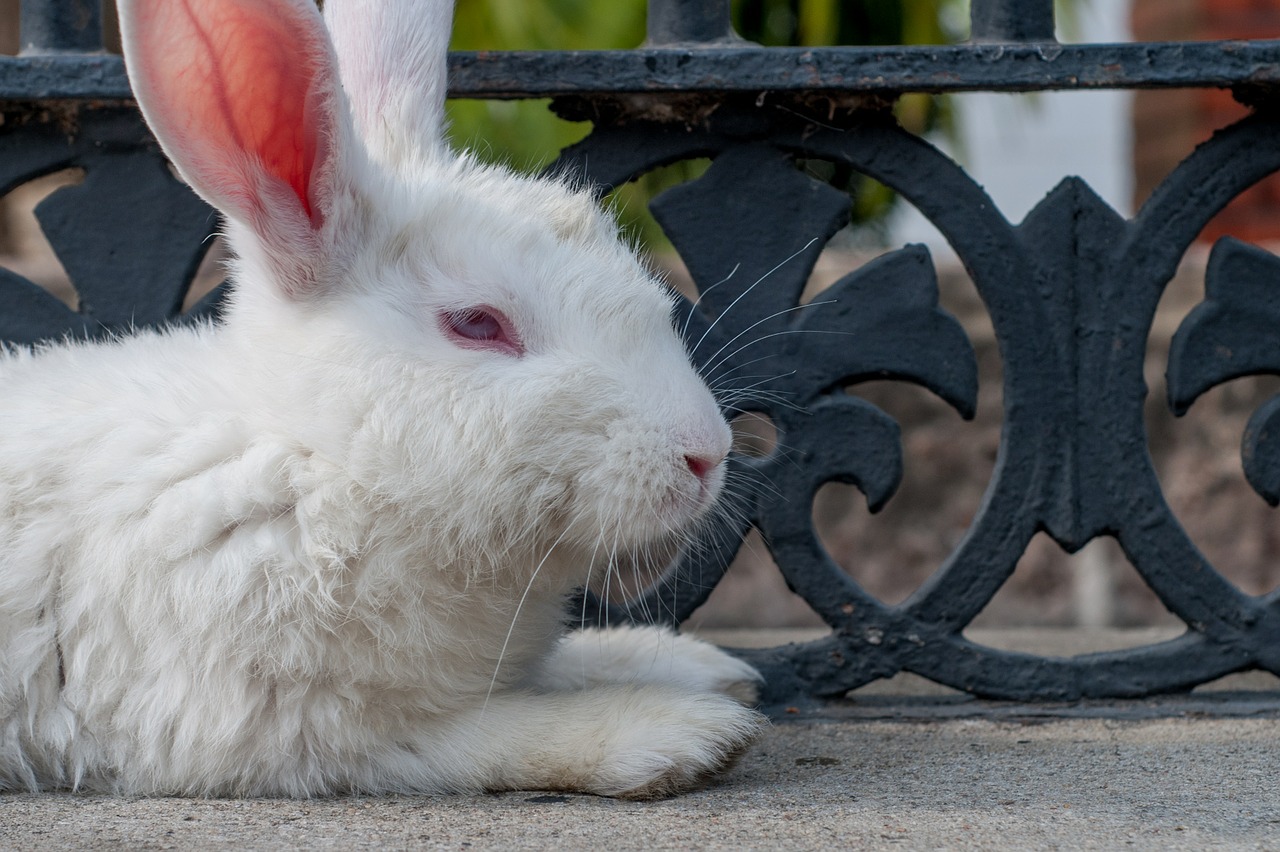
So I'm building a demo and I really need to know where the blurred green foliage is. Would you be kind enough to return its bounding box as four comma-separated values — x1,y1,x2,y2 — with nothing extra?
445,0,967,244
446,0,646,168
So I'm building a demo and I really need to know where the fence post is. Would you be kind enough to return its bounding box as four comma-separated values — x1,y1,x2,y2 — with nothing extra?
970,0,1056,42
20,0,104,55
646,0,739,45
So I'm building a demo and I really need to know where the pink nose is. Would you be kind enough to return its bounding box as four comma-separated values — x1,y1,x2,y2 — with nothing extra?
684,453,722,481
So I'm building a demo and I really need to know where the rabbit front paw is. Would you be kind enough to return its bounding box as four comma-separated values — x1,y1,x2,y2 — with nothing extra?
541,627,764,704
658,633,763,705
585,689,765,800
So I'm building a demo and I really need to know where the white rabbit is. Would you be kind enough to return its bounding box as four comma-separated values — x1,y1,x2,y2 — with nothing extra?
0,0,763,798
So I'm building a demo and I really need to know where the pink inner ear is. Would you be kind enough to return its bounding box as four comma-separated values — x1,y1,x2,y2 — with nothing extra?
135,0,328,223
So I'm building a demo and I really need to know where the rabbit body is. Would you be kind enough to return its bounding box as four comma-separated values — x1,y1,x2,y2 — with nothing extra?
0,0,762,798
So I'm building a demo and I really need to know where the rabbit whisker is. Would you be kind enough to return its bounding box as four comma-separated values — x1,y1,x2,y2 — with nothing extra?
482,523,574,716
709,355,799,385
688,238,818,359
705,327,855,390
700,300,837,383
679,263,742,340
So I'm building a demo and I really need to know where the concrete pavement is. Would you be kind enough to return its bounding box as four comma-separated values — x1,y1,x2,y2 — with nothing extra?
4,712,1279,850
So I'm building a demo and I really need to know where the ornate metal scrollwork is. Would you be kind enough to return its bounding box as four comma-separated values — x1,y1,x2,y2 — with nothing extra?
0,106,223,345
564,98,1280,705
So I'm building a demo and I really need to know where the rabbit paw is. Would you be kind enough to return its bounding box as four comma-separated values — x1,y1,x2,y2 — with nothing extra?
586,689,765,800
541,626,763,704
658,632,763,705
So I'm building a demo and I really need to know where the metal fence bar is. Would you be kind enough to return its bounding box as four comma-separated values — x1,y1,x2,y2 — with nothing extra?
4,40,1280,101
442,42,1280,97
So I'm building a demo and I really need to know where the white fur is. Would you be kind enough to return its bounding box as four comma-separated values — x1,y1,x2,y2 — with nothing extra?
533,626,765,706
0,0,762,797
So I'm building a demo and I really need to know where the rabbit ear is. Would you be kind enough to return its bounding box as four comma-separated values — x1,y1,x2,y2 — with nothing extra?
119,0,347,298
324,0,456,170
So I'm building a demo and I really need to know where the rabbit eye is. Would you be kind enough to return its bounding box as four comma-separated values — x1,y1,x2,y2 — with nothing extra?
439,307,524,357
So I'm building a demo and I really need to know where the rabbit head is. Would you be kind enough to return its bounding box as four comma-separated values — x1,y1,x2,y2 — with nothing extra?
118,0,731,564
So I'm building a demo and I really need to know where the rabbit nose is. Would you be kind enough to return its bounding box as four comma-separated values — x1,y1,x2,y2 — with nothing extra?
684,452,723,482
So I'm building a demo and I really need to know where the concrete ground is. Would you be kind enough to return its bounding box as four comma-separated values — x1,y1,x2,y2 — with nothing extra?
4,631,1279,851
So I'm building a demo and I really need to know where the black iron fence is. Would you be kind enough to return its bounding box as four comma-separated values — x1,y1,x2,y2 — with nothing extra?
4,0,1280,709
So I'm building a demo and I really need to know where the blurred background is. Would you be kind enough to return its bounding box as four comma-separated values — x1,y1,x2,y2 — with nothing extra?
2,0,1279,639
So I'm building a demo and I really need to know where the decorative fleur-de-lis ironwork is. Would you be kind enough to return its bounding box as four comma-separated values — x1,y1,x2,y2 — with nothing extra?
1171,238,1280,504
0,107,224,344
557,96,1280,706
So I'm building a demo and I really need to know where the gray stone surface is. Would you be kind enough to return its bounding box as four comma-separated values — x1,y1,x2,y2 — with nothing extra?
5,712,1279,851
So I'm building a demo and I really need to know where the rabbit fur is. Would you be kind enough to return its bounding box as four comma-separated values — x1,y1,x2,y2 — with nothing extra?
0,0,763,798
